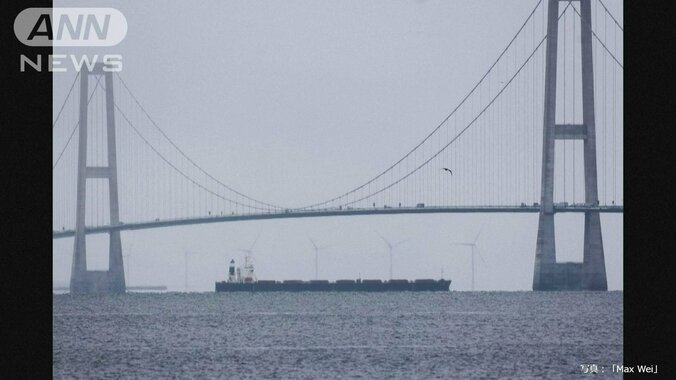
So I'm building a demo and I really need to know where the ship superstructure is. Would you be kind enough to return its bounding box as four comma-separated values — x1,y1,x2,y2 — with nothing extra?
229,255,256,283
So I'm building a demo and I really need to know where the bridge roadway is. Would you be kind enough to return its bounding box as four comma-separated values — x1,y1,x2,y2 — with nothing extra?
52,204,623,239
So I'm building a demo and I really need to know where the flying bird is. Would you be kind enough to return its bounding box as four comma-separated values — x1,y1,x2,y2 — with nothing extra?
442,168,453,175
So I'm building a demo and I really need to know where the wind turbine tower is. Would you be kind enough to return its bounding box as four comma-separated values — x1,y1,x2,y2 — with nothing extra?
451,226,485,291
376,232,407,280
308,237,330,280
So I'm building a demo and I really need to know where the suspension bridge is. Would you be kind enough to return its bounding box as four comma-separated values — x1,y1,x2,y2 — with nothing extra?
52,0,623,293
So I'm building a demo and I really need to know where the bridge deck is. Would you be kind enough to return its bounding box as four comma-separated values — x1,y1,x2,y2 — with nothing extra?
52,205,623,239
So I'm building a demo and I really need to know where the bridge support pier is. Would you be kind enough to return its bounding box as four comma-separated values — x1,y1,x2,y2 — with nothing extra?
70,64,126,294
533,0,606,291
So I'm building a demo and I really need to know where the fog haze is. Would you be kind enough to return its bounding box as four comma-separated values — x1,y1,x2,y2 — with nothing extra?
52,0,623,291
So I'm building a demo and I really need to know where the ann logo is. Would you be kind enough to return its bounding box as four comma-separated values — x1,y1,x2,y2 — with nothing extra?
27,12,111,42
14,8,127,47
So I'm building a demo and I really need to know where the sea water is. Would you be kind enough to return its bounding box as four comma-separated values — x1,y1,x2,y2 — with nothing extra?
53,291,622,379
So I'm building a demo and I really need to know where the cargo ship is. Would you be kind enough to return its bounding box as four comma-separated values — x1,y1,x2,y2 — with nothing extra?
215,257,451,292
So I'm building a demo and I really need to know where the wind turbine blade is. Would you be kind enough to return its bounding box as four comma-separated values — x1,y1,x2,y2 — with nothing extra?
250,232,262,251
375,231,391,249
473,225,484,245
393,239,408,248
450,242,473,246
308,237,318,250
476,246,486,264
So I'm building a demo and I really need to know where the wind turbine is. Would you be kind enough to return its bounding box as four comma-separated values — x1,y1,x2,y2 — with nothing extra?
451,225,485,291
308,237,331,280
376,231,407,280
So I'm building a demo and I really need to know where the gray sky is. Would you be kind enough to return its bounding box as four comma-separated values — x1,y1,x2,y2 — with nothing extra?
52,0,623,291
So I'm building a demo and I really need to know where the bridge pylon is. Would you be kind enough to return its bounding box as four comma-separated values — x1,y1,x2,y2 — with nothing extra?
533,0,607,291
70,64,126,294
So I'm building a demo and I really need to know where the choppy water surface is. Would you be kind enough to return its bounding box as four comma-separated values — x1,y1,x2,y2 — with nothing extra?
54,292,622,379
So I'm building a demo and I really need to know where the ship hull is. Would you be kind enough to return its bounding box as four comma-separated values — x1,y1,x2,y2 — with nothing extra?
215,279,451,292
